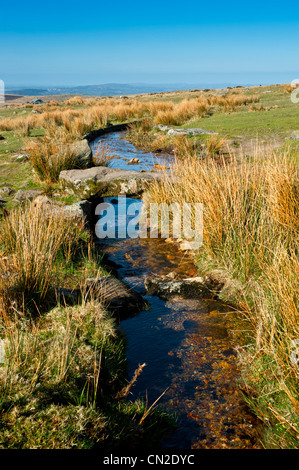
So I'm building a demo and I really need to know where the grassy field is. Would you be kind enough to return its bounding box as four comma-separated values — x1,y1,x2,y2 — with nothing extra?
0,82,298,448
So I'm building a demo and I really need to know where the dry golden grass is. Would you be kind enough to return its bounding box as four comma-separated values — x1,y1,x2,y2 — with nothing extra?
284,83,295,94
92,142,115,166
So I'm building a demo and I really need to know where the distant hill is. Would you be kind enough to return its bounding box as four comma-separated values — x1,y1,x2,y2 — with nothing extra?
5,82,239,97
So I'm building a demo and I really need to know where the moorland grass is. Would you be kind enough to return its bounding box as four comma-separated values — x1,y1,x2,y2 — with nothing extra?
144,146,299,448
0,83,298,448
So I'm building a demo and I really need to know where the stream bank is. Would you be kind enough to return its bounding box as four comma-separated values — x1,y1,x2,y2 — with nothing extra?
89,131,262,449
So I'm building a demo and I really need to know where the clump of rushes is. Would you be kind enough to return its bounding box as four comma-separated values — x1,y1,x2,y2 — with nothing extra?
0,202,174,448
144,147,299,448
0,202,85,309
25,139,82,183
92,143,114,166
0,93,260,139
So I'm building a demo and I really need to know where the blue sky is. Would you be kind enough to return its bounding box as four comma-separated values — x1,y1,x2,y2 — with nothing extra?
1,0,299,87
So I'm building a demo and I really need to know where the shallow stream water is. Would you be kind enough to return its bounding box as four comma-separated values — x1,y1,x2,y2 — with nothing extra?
92,132,260,449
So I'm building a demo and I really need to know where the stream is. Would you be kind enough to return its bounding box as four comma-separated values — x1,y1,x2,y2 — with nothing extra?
91,131,260,449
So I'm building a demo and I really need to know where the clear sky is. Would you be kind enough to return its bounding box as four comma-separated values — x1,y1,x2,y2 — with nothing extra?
1,0,299,87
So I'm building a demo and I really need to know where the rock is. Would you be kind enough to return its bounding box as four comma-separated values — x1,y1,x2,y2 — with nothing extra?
144,275,218,300
30,99,43,104
127,158,141,165
50,140,92,170
13,189,42,203
59,166,163,199
85,277,147,319
70,139,93,168
0,187,15,198
290,130,299,141
166,271,179,280
15,154,29,162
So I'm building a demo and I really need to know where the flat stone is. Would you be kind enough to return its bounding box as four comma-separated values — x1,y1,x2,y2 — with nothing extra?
144,275,219,300
59,166,163,199
85,276,147,319
13,189,42,203
290,130,299,141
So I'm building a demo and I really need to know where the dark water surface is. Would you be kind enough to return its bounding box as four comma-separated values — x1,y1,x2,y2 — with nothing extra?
93,134,261,449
